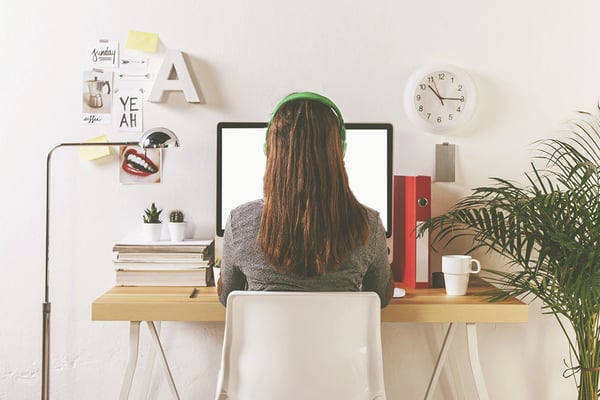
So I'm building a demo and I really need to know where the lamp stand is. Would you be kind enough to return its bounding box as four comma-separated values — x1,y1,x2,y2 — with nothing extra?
41,128,178,400
42,141,137,400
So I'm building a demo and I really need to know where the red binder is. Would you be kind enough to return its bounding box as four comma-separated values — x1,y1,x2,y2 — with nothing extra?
390,175,431,288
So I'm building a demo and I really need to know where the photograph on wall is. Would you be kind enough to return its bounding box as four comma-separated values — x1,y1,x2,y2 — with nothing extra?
115,87,143,132
87,40,118,69
82,70,113,124
119,145,162,184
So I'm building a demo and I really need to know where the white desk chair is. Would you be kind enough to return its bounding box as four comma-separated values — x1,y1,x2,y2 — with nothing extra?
215,291,386,400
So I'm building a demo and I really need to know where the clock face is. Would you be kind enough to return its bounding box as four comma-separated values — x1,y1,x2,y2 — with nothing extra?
405,64,476,132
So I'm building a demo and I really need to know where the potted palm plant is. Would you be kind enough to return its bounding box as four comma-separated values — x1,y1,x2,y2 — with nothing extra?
418,108,600,400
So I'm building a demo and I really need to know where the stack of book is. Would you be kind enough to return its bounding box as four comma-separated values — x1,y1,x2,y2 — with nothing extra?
112,239,215,287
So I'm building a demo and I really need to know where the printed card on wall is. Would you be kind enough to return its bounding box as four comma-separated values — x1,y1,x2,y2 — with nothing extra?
115,89,143,132
82,70,113,124
119,146,162,184
87,40,119,69
118,55,151,81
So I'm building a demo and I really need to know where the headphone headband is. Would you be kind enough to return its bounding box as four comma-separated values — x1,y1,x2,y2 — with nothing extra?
265,92,346,155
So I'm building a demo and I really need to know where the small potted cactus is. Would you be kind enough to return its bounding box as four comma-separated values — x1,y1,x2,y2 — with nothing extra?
142,202,163,242
168,209,187,242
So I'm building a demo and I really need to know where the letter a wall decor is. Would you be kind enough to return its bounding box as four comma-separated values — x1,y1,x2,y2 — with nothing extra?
148,49,204,103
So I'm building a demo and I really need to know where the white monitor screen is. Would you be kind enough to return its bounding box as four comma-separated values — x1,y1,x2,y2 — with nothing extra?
216,122,393,237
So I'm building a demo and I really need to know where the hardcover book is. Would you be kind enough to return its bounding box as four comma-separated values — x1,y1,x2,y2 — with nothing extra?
115,267,212,287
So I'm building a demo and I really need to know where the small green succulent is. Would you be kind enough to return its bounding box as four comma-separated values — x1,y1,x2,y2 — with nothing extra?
143,202,162,223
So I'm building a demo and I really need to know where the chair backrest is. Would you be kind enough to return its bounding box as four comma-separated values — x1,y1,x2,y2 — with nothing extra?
215,291,386,400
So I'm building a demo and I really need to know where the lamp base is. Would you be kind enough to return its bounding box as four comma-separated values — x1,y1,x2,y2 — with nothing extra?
42,301,51,400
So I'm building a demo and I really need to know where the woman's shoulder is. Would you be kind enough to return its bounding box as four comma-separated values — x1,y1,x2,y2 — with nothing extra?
231,199,263,215
362,205,381,223
362,205,386,237
230,199,264,226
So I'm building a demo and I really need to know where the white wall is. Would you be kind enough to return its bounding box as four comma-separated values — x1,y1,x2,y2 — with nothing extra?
1,0,596,398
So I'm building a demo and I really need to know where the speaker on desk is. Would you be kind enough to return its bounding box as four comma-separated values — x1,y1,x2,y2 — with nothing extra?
390,175,431,288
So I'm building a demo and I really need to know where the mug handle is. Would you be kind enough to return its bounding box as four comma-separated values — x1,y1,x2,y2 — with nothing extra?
470,259,481,274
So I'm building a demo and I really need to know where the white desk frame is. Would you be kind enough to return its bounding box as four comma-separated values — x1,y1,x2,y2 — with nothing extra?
424,322,488,400
120,321,180,400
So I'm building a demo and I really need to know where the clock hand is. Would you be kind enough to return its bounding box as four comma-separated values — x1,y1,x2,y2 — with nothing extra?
440,96,464,101
427,85,445,106
431,79,445,106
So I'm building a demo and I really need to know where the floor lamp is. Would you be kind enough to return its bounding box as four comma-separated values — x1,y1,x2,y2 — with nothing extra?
42,127,180,400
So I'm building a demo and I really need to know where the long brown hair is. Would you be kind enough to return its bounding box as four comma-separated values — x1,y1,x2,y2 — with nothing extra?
258,98,369,276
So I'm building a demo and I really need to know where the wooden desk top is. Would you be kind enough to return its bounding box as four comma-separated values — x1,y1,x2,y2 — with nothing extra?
92,278,527,324
381,278,527,323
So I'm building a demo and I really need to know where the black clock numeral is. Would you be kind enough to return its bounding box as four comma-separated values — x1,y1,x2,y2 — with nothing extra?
418,105,424,112
419,84,426,90
437,117,442,123
456,106,462,113
458,84,463,92
448,114,453,121
416,94,421,101
438,73,445,80
426,113,432,120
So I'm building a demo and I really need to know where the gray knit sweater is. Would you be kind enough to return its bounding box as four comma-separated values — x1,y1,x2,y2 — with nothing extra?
219,199,391,307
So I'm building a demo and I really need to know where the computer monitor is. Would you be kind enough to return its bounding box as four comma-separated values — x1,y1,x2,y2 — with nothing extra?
216,122,393,237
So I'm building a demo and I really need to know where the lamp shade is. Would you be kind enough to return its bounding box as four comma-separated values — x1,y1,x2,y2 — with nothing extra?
139,127,180,149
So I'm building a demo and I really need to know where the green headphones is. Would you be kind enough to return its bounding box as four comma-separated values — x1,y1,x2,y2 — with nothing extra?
264,92,347,155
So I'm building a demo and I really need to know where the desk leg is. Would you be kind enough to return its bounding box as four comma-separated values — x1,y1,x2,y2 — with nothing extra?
146,321,181,400
119,321,141,400
466,323,489,400
424,322,457,400
139,321,160,399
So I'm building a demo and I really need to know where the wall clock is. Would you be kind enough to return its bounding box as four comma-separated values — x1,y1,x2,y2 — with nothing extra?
404,63,477,133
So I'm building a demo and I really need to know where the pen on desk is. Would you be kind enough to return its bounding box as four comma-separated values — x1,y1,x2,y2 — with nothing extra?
189,288,199,298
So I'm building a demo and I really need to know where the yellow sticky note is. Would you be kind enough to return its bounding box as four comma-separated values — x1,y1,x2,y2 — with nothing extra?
78,135,112,161
125,30,159,53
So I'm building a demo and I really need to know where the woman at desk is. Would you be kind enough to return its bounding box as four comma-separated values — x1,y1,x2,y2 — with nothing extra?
218,92,393,307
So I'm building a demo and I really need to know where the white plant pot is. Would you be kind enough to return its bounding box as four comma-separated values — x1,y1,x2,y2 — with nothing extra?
142,223,162,242
168,222,187,242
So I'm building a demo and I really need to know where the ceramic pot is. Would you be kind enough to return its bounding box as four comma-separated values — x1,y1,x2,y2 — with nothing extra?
142,223,162,242
168,222,187,242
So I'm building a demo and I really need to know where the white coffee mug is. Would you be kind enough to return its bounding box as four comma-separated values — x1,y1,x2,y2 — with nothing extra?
441,255,481,295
